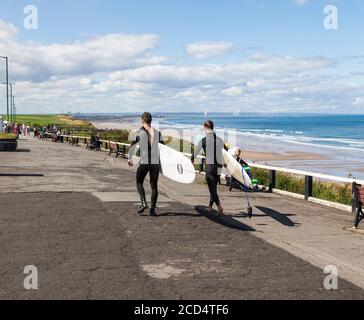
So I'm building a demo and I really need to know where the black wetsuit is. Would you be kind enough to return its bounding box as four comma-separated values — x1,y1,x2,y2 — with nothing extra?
128,127,164,209
192,132,227,207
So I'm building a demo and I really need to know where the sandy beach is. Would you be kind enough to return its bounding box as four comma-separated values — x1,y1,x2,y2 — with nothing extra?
91,120,328,163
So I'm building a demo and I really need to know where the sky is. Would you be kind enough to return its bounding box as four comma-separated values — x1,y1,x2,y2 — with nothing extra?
0,0,364,114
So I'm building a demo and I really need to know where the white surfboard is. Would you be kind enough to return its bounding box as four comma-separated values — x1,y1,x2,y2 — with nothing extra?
222,149,252,188
159,144,196,184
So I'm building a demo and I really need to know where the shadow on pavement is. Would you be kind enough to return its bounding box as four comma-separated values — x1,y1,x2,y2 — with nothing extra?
158,212,201,218
255,206,299,227
195,205,256,232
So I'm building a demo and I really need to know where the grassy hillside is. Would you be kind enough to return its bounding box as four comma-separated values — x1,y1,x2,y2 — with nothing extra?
13,115,93,128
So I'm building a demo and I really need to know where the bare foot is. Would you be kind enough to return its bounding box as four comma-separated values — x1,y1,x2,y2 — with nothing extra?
217,205,224,215
206,206,213,213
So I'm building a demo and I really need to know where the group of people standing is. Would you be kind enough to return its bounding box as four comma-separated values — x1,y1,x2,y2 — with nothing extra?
4,123,30,137
128,112,246,217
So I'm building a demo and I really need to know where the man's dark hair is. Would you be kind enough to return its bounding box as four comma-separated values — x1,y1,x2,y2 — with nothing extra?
141,112,152,125
204,120,214,130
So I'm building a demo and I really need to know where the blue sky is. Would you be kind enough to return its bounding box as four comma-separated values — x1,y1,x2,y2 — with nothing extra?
0,0,363,113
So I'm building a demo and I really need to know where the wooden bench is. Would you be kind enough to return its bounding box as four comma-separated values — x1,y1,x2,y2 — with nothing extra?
69,136,79,146
38,132,45,140
109,142,127,158
85,137,93,150
353,182,364,228
51,133,57,142
86,137,101,151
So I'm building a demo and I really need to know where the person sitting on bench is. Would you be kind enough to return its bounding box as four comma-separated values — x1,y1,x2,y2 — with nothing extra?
89,135,101,151
228,147,250,191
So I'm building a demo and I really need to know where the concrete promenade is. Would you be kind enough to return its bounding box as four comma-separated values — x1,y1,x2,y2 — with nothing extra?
0,136,363,299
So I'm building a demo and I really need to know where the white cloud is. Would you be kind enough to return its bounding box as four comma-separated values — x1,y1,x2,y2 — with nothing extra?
187,41,236,59
0,21,164,81
109,56,333,89
223,87,243,96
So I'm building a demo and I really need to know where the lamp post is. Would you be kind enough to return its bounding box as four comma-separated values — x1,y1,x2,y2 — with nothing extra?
9,83,15,123
0,56,9,122
2,81,13,123
12,95,15,120
9,83,12,123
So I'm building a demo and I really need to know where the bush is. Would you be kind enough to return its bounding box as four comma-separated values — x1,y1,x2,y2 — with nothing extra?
251,168,270,186
276,173,305,195
313,181,352,205
98,130,130,143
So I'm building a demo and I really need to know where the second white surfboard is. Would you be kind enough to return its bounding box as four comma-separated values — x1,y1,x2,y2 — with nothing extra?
222,149,252,188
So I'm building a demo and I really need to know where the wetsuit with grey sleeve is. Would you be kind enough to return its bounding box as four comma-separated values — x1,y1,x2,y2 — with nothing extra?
192,132,227,207
128,128,164,209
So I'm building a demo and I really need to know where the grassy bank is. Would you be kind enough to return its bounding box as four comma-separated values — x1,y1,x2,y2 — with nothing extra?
251,168,352,206
13,114,93,129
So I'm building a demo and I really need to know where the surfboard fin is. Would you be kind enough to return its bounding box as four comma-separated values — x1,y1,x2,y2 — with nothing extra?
247,206,253,219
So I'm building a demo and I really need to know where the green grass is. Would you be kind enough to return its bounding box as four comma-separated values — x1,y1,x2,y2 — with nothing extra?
99,130,130,143
251,167,352,206
312,181,352,206
12,114,94,129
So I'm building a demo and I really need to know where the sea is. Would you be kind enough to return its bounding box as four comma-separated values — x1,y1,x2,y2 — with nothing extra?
75,113,364,180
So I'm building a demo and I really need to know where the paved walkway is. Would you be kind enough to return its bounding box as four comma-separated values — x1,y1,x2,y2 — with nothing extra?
0,136,363,299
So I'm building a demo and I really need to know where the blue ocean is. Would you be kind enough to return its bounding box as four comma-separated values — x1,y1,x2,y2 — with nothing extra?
160,113,364,153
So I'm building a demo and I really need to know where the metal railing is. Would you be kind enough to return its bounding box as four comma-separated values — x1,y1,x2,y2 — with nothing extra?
43,132,364,213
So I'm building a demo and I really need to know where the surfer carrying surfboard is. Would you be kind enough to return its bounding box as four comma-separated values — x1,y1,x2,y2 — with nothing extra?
191,120,227,216
128,112,165,216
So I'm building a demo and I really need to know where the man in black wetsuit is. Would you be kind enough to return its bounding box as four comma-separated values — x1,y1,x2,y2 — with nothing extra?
128,112,164,216
192,120,227,216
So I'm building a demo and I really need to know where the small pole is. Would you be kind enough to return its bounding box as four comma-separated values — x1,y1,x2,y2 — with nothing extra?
305,176,313,200
269,170,276,192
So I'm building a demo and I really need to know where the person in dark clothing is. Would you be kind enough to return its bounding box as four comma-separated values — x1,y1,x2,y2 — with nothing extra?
192,120,227,216
94,135,101,151
89,135,101,151
128,112,165,216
